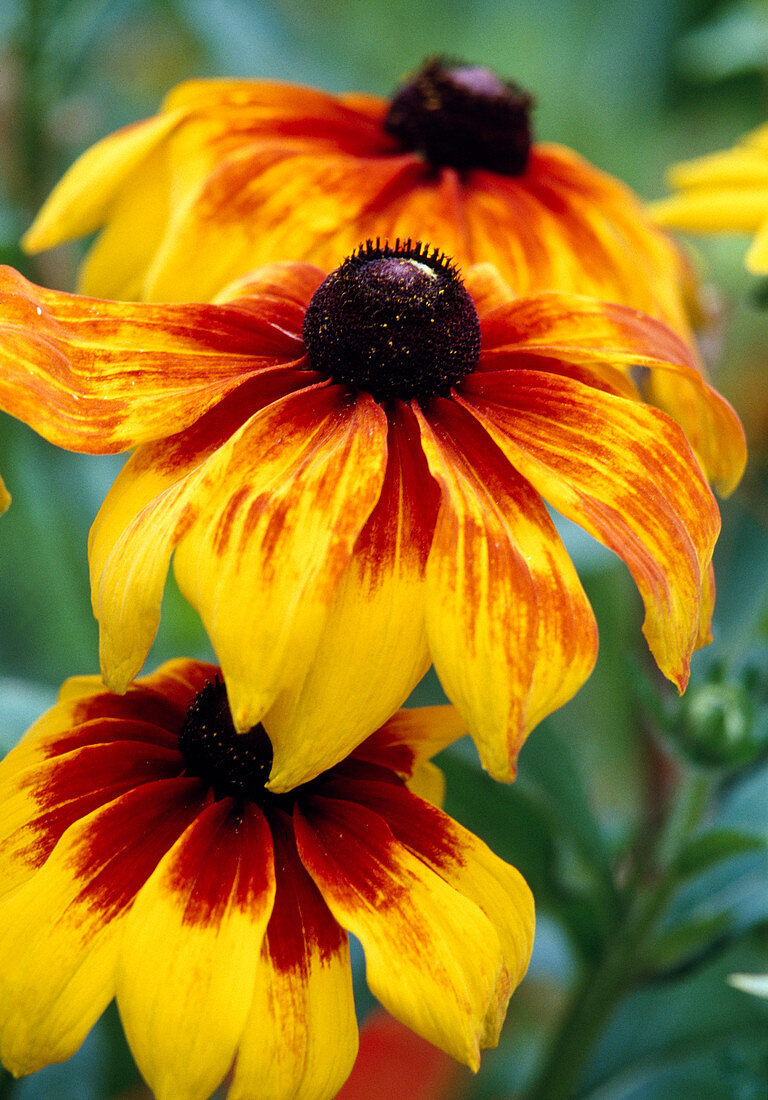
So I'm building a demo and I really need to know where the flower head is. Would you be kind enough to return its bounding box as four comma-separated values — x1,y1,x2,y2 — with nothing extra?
652,123,768,274
0,247,746,786
25,59,690,332
0,659,533,1099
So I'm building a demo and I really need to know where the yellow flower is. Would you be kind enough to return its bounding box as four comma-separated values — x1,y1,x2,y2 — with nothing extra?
0,244,745,786
26,58,690,333
0,659,533,1100
652,123,768,273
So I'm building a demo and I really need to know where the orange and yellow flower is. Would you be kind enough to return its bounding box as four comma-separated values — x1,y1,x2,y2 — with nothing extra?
652,123,768,274
25,58,691,333
0,658,533,1100
0,243,745,786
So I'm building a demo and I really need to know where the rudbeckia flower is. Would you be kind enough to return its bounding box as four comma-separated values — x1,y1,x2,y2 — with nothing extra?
652,124,768,274
25,58,690,332
0,242,746,786
0,658,533,1100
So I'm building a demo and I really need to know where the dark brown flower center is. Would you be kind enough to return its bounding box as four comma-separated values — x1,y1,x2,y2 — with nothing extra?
383,57,534,175
178,677,274,802
302,239,480,403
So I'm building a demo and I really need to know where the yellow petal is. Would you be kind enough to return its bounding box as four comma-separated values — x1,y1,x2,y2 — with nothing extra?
229,816,357,1100
23,110,183,253
295,796,509,1071
173,387,388,732
265,403,436,791
0,778,204,1074
416,398,597,781
117,800,276,1100
354,705,468,778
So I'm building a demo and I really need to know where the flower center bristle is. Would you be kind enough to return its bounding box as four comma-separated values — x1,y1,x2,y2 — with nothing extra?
178,678,273,802
302,239,480,403
383,57,533,176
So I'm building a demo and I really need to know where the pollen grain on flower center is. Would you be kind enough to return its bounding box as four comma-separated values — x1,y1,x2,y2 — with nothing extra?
178,677,274,802
302,238,481,403
383,56,534,175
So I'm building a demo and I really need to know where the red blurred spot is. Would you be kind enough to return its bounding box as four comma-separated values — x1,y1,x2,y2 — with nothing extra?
337,1009,464,1100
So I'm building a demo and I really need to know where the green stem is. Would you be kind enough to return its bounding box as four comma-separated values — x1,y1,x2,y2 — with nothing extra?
525,772,715,1100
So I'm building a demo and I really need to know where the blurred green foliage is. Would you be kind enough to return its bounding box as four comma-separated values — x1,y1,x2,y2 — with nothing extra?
2,0,768,1097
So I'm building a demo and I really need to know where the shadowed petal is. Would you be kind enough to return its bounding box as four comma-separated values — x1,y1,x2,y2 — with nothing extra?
173,387,388,731
230,814,357,1100
0,778,205,1075
0,267,305,452
416,399,597,781
294,796,509,1071
265,403,438,791
117,800,276,1100
461,371,719,690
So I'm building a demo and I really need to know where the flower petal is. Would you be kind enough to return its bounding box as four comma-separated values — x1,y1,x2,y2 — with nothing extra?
23,111,183,253
265,403,437,791
328,779,534,997
415,399,597,781
0,475,9,515
478,291,746,494
88,374,314,691
143,150,423,302
461,371,720,690
0,778,205,1075
173,387,389,731
117,800,276,1100
229,813,357,1100
294,795,509,1071
0,266,304,452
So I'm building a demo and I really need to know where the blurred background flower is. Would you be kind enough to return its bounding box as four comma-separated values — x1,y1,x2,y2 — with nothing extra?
2,1,768,1098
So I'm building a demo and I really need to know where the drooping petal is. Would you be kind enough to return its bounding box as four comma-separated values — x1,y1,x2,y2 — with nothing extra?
0,778,206,1075
0,476,9,515
477,290,746,494
229,813,357,1100
460,371,720,690
88,373,318,691
326,778,534,1001
117,799,276,1100
265,403,437,792
0,266,305,453
415,399,597,781
173,387,389,731
294,795,509,1071
22,111,184,253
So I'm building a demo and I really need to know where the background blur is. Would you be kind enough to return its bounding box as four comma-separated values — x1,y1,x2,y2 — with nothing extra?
1,0,768,1097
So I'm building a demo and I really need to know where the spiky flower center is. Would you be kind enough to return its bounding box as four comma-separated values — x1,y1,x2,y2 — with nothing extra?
178,678,274,802
302,239,480,403
383,57,534,175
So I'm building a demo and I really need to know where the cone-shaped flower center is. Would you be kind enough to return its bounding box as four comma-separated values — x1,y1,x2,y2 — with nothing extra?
383,57,534,175
178,677,274,801
302,239,481,402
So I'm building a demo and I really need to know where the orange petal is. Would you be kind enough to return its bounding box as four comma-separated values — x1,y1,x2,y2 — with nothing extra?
0,266,305,452
478,291,746,494
415,398,597,781
461,371,720,690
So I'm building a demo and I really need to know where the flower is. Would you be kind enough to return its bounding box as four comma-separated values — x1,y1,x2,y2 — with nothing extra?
652,123,768,274
0,243,746,786
0,659,533,1100
25,58,690,332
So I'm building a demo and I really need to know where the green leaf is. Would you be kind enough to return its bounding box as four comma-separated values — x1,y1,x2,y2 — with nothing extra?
675,829,767,879
646,912,733,973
